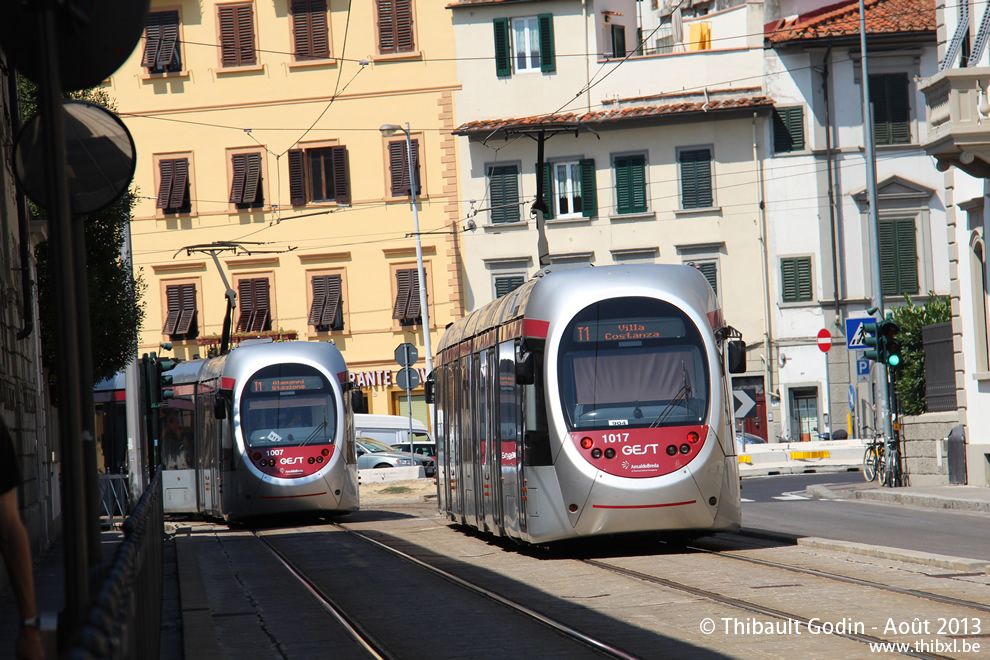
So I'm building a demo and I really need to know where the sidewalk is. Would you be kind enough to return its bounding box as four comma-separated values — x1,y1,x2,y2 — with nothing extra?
805,480,990,514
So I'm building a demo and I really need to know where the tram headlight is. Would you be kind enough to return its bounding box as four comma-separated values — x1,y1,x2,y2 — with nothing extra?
603,448,615,459
308,457,315,464
679,443,691,455
253,452,262,461
591,448,602,459
686,431,699,444
316,456,324,463
321,448,330,457
580,437,594,450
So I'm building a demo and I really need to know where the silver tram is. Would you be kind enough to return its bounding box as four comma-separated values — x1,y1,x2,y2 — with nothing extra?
159,340,358,521
432,265,747,544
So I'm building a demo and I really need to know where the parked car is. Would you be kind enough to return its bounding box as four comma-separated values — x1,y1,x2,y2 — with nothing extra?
735,432,767,453
356,437,435,477
355,413,434,447
389,440,437,460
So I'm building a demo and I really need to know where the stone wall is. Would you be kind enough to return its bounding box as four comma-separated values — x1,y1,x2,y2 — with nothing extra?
899,411,960,486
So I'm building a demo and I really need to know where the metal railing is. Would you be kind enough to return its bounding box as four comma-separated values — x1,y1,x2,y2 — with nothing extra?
97,473,131,525
72,468,163,659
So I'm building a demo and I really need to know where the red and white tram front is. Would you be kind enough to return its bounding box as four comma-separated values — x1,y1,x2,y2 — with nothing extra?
231,361,355,518
550,295,740,537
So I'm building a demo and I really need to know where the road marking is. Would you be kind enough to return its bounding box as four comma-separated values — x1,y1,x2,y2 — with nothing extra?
772,494,810,501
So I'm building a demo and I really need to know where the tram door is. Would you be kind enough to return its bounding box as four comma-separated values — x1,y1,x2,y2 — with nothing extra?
498,341,522,537
449,359,463,521
478,348,500,533
460,354,479,528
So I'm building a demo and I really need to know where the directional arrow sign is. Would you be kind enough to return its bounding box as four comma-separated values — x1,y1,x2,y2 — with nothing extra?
733,388,757,418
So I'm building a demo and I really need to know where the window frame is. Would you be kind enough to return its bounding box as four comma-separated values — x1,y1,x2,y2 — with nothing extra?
677,146,714,210
375,0,418,59
869,72,911,146
487,163,521,225
141,9,184,76
161,279,201,341
290,0,332,63
234,275,274,333
227,148,268,211
288,141,350,206
217,2,258,70
878,217,919,297
684,259,719,297
612,153,648,215
551,160,584,218
493,13,555,76
610,24,627,59
153,152,196,217
779,255,814,304
307,269,348,333
494,274,526,299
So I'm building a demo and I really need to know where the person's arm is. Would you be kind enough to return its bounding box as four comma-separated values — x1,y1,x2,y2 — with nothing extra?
0,488,44,659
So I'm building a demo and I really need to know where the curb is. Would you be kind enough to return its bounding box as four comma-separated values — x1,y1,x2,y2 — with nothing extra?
852,489,990,513
796,537,990,573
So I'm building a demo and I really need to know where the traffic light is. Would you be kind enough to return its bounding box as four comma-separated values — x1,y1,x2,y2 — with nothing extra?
862,320,884,363
880,319,902,368
157,355,177,402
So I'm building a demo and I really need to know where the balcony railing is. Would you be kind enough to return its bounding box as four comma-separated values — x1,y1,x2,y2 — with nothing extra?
920,67,990,178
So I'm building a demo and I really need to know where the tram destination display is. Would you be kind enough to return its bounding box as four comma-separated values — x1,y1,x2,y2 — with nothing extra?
249,376,325,393
573,318,685,343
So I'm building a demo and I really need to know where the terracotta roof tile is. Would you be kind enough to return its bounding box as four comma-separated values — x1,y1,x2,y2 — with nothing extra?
453,97,774,135
765,0,934,44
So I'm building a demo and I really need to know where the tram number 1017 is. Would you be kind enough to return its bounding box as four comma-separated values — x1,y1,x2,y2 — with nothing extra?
602,433,630,444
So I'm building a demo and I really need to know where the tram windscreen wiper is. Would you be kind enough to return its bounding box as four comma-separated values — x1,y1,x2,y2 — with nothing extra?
301,410,329,446
649,362,692,428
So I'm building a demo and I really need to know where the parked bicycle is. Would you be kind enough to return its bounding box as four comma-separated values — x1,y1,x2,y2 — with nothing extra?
862,429,884,482
880,435,903,488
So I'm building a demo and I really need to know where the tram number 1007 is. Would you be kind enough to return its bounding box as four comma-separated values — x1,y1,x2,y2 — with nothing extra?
266,449,285,457
602,433,630,444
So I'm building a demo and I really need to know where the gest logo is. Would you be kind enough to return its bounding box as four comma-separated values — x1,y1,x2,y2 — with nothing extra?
279,456,304,465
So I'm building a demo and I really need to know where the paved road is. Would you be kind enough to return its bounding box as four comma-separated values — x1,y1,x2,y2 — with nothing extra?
740,473,990,561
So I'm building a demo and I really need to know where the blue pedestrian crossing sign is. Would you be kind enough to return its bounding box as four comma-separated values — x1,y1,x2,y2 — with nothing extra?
845,317,873,350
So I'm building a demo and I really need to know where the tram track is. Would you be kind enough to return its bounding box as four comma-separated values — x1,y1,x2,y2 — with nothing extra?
677,537,990,616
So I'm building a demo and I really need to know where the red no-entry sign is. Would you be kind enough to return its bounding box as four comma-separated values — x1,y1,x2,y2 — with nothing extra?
817,328,832,353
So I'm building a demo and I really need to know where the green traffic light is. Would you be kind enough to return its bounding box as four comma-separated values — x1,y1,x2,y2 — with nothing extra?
888,354,901,367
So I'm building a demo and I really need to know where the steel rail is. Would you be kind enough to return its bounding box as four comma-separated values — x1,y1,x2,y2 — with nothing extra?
253,531,392,660
334,523,640,660
581,558,951,660
681,538,990,615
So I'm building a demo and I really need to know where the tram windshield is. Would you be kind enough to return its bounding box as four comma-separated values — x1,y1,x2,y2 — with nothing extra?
558,297,710,430
240,363,337,449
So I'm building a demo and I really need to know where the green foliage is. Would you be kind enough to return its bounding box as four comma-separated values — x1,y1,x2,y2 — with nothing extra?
889,292,951,415
18,78,145,387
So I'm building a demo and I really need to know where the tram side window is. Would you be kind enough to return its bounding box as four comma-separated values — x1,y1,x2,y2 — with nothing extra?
161,404,194,470
522,344,551,466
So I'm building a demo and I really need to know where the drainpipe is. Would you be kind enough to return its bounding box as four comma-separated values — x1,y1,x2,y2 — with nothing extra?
583,0,591,112
753,112,775,407
821,45,841,319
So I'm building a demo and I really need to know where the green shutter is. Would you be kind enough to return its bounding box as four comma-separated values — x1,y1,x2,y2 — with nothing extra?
614,155,646,214
697,262,718,296
493,18,510,77
773,107,804,153
579,158,597,218
879,218,918,296
780,257,812,302
680,149,712,209
538,14,555,73
489,165,519,224
870,74,911,146
495,275,524,298
538,162,554,219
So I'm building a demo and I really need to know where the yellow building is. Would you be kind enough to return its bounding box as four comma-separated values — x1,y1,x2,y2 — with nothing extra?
111,0,463,426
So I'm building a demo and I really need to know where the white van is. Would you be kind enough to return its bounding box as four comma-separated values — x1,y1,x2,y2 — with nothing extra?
354,413,435,458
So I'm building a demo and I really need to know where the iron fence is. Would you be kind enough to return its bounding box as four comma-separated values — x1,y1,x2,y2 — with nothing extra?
97,474,131,525
72,468,163,659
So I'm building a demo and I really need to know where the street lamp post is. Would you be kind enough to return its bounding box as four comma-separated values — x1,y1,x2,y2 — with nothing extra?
380,123,433,376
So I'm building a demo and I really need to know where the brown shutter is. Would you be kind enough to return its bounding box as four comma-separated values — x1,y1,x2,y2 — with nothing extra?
292,0,328,60
230,153,247,203
163,285,181,334
392,269,411,319
158,12,179,67
250,278,270,332
309,1,329,59
308,276,327,325
157,159,175,209
322,275,342,326
378,0,396,54
331,145,350,204
388,141,406,196
405,269,421,319
243,153,262,205
236,5,256,66
236,279,254,331
395,0,414,53
288,149,306,205
219,6,239,67
175,284,197,335
141,13,163,67
169,158,189,209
